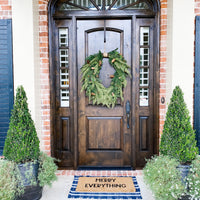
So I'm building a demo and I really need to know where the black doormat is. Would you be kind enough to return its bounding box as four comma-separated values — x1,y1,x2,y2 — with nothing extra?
77,166,133,171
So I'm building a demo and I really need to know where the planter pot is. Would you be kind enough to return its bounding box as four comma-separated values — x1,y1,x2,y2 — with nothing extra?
15,184,43,200
177,164,191,185
18,162,39,186
16,162,43,200
178,194,191,200
176,165,191,200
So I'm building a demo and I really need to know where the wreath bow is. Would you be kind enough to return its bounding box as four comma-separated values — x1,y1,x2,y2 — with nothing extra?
81,49,131,108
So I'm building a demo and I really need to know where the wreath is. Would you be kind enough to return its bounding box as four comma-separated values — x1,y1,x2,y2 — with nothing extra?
81,49,131,108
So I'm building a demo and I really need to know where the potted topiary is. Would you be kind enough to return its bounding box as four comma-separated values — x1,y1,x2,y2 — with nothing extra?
144,86,199,200
3,86,57,200
160,86,199,183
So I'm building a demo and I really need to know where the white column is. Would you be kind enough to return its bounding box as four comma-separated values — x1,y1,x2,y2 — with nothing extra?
167,0,194,118
12,0,41,135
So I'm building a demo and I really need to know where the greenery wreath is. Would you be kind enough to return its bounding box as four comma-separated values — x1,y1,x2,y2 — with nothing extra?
81,49,131,108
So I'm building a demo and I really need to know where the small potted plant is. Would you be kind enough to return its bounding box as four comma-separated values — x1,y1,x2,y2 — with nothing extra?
3,86,57,200
187,155,200,199
160,86,199,183
0,159,24,200
143,155,186,200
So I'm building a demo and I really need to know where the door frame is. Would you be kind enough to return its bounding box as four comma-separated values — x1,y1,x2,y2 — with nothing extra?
48,2,160,169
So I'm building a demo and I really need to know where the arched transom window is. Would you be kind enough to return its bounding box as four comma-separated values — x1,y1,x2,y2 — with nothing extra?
56,0,154,11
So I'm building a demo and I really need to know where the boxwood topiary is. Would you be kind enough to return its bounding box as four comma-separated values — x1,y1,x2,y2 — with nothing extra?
160,86,199,164
3,86,40,163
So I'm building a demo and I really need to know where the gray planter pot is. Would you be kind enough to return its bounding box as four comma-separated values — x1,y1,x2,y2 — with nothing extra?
18,162,39,186
16,162,43,200
177,164,191,185
15,184,43,200
177,165,191,200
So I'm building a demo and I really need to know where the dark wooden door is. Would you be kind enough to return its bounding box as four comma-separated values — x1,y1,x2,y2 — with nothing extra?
77,19,132,167
52,17,158,168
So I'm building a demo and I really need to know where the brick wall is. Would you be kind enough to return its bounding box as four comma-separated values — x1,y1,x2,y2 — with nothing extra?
0,0,12,19
195,0,200,15
159,0,168,134
39,0,51,155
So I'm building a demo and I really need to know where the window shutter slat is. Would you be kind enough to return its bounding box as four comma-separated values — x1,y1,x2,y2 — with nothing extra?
0,19,14,155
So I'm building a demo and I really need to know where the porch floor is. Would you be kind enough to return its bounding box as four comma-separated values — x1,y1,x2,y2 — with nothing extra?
41,170,155,200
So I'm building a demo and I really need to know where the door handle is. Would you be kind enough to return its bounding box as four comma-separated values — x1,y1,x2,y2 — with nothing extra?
126,100,130,129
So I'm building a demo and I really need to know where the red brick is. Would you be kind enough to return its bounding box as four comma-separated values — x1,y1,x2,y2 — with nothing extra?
40,43,48,48
44,146,50,151
41,69,49,74
160,57,167,62
161,24,167,30
161,3,167,9
0,0,8,4
195,8,200,13
42,110,50,115
44,141,50,146
1,5,11,10
39,32,48,37
42,136,50,142
160,68,166,73
40,47,48,53
160,30,167,36
161,14,167,20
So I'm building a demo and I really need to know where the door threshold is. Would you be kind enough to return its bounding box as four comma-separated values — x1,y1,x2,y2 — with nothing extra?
77,166,134,171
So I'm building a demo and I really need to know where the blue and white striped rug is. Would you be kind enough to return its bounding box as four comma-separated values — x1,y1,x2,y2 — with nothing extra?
68,176,142,199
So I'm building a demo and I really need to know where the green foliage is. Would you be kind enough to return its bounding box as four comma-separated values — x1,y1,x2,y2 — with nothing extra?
0,159,24,200
0,153,57,200
160,86,198,164
187,156,200,199
3,85,40,163
38,152,58,187
143,155,186,200
81,49,131,108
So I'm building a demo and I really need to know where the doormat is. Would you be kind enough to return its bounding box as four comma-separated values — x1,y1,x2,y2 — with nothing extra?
68,176,142,199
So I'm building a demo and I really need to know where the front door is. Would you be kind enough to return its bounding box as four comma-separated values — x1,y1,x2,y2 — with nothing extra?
77,19,132,167
51,14,159,169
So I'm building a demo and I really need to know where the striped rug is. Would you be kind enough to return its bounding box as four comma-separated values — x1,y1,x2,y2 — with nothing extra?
68,176,142,199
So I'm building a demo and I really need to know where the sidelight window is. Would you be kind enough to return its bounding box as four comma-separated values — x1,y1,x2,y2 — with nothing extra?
139,27,150,107
59,28,70,107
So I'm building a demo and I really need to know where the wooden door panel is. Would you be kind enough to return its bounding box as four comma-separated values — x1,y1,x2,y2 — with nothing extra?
77,19,132,167
139,116,149,151
53,20,74,167
61,117,70,151
87,117,122,150
135,18,155,167
86,28,123,55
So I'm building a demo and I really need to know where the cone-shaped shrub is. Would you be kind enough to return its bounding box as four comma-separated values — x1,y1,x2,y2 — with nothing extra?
3,86,40,163
160,86,198,164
